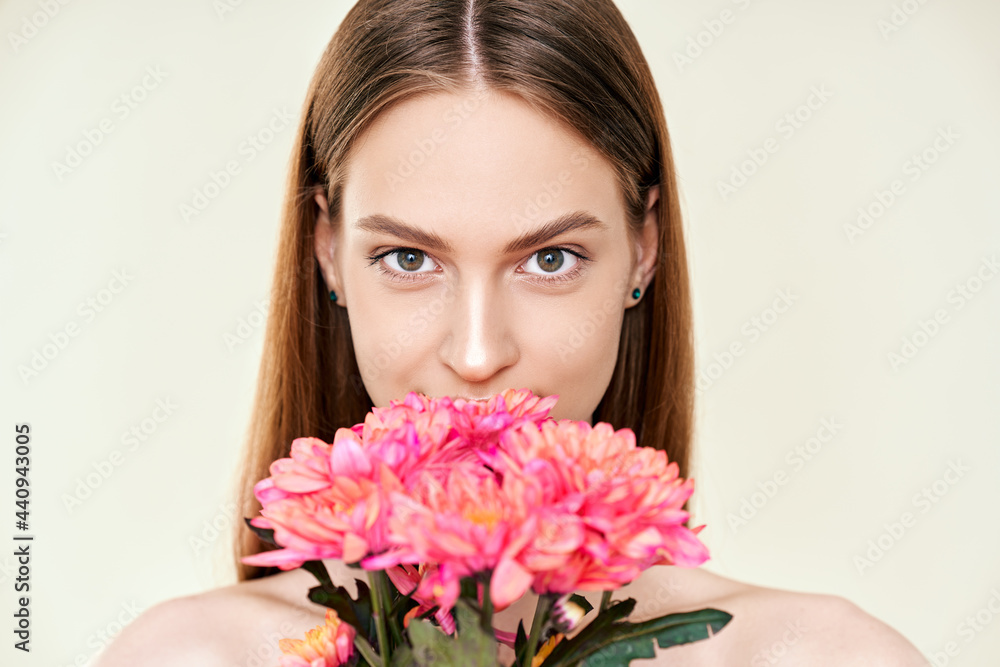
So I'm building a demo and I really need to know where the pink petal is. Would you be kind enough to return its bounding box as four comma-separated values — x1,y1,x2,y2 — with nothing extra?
494,628,518,648
341,532,369,564
330,439,373,478
240,549,307,570
658,526,711,567
490,558,533,610
385,564,420,595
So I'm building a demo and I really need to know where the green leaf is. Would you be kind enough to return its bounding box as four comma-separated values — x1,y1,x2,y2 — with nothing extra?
297,561,380,664
542,599,636,666
407,599,499,666
388,643,414,667
417,605,440,621
392,593,421,634
302,559,335,589
454,576,479,626
306,577,375,641
513,620,528,664
544,607,732,667
243,517,278,546
352,634,382,667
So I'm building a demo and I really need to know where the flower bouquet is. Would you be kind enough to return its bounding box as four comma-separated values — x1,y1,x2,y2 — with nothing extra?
241,388,731,666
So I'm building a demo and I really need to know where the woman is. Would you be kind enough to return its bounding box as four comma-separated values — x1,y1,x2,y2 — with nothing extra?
97,0,927,664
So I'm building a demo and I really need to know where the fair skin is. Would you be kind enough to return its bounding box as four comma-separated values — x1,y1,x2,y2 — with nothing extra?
95,89,929,666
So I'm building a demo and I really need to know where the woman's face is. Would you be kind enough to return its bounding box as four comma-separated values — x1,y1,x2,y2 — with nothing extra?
314,88,659,423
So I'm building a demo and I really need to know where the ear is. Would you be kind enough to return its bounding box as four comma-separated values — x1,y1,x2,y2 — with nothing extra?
313,189,346,306
629,185,660,303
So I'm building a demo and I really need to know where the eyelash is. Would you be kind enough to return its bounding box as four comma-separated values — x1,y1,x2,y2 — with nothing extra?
364,246,592,285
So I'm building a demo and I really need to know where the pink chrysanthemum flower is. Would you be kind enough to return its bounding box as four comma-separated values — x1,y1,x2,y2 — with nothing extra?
278,608,355,667
387,387,558,425
489,418,710,595
446,388,560,450
241,389,558,571
241,430,406,569
242,388,710,638
362,461,537,614
354,400,475,486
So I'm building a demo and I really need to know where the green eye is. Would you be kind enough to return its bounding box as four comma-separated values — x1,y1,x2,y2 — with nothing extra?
364,246,591,285
524,247,584,279
393,249,428,272
534,249,566,273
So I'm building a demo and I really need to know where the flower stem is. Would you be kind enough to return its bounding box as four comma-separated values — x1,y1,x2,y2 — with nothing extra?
378,570,404,648
352,634,382,667
523,593,554,667
480,575,494,634
599,590,612,613
368,571,392,661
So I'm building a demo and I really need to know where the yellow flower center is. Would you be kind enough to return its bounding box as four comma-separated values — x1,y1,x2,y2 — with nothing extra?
463,506,501,529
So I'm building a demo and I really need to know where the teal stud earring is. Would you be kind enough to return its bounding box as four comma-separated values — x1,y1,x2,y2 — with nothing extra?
632,287,641,299
330,290,338,302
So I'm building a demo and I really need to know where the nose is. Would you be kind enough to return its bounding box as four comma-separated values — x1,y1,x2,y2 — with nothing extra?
438,277,518,386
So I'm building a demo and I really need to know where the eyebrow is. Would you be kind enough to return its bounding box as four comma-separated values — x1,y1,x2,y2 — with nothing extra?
354,211,608,255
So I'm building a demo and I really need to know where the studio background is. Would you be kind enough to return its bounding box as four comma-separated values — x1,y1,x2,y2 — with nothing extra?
1,0,997,665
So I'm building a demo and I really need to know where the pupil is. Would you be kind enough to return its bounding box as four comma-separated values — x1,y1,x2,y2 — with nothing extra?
538,249,563,272
400,250,423,271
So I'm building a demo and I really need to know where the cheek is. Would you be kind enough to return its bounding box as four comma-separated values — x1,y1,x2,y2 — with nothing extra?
529,292,624,421
544,289,623,362
346,290,439,399
348,277,469,401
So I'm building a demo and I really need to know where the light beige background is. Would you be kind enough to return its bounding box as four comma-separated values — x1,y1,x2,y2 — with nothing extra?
1,0,997,665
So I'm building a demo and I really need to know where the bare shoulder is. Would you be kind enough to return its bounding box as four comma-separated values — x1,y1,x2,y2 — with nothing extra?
617,566,929,666
795,593,931,666
93,569,328,667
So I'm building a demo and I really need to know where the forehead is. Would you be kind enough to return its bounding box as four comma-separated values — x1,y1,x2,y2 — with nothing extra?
339,89,623,245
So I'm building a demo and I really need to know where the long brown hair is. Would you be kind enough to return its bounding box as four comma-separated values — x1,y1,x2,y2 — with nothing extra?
234,0,694,582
